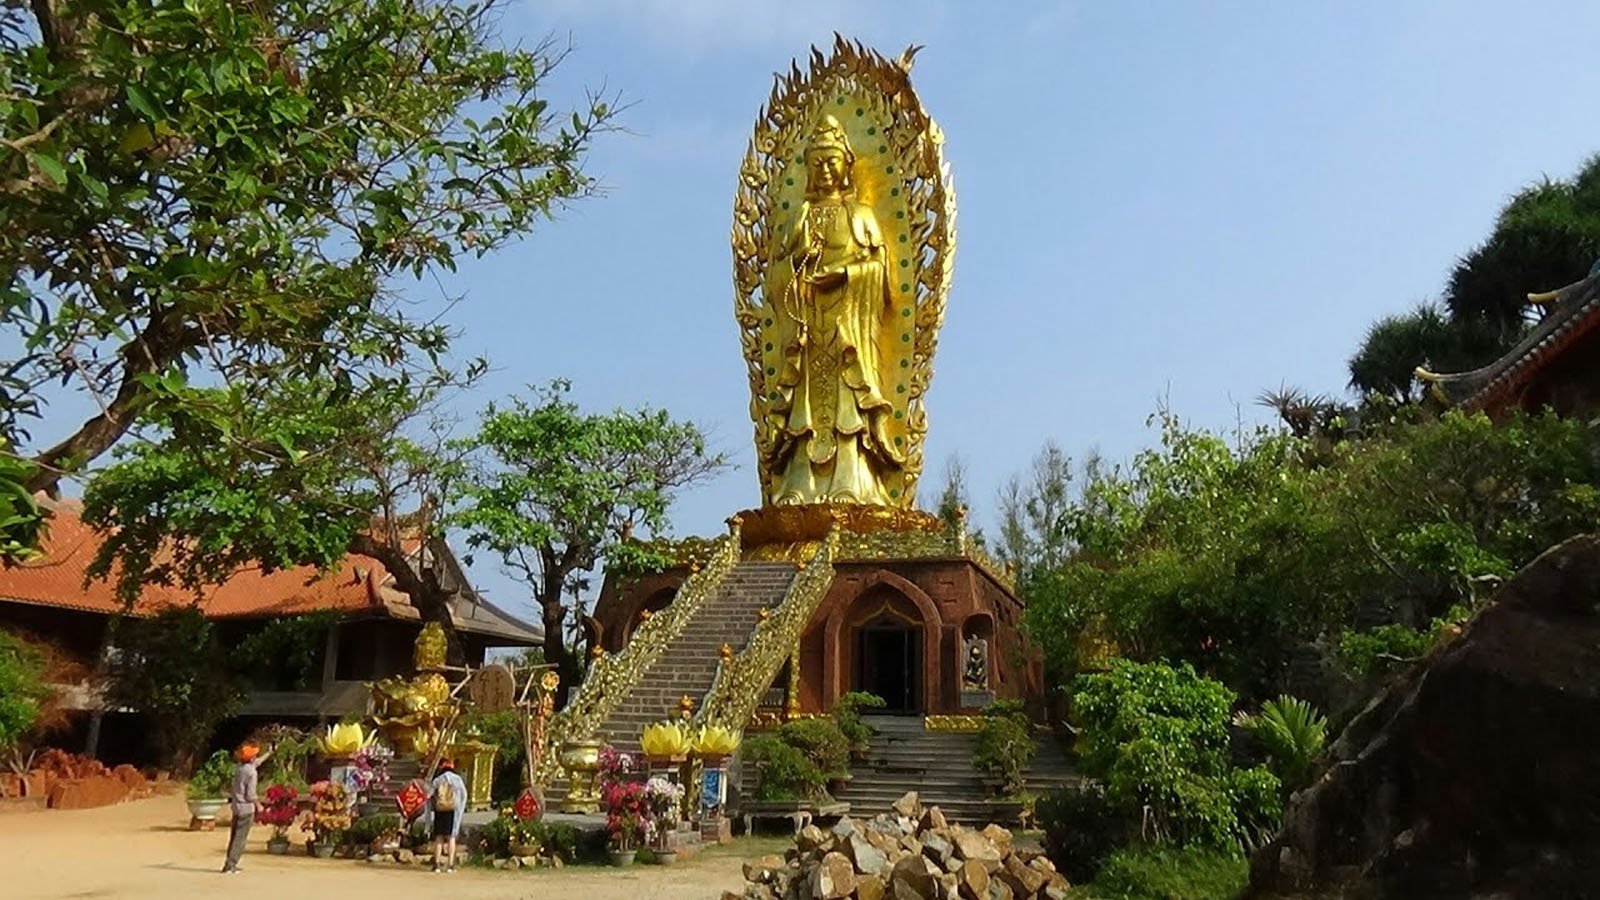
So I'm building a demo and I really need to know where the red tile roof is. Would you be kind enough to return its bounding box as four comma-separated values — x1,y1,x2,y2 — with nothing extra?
0,498,406,620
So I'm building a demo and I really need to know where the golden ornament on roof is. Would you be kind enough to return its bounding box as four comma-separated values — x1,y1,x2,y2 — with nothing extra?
733,36,955,509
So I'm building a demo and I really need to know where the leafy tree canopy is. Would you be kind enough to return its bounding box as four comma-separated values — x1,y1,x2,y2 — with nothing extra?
452,381,730,687
1,0,612,492
1026,408,1599,702
0,447,42,563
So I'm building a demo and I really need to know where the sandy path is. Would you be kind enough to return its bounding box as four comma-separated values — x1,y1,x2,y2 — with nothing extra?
2,794,763,900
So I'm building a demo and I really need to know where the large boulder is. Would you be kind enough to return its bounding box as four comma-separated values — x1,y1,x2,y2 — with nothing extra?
1250,535,1600,897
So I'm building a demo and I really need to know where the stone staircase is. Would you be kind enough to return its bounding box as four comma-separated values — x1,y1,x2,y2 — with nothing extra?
831,715,1082,823
595,561,799,754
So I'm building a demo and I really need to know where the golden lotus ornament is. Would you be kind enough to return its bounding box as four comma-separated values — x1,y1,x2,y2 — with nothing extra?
733,36,955,509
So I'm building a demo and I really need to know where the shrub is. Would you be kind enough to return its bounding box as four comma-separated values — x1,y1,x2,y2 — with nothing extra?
1233,695,1327,792
743,733,826,801
1036,785,1129,883
0,630,46,757
186,750,235,800
344,812,401,848
973,701,1036,795
1090,845,1249,900
1074,660,1282,851
833,691,885,752
777,718,850,779
475,813,513,858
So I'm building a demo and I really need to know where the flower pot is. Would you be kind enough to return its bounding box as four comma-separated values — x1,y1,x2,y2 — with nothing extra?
311,841,336,859
186,798,225,822
608,849,637,867
510,841,540,857
655,850,679,865
267,835,291,856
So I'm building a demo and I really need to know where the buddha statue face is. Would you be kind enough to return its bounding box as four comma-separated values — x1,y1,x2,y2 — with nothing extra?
806,147,848,195
803,114,853,198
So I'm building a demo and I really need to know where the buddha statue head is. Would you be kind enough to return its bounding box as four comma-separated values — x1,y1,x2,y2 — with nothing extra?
803,114,854,197
414,621,447,672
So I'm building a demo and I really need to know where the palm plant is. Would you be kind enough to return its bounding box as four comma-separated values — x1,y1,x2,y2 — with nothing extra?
1233,695,1327,792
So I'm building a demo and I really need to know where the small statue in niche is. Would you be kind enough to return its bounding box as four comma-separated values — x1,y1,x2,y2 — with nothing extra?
963,637,989,690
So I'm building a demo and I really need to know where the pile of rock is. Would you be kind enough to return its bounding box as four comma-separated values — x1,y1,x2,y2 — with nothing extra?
728,792,1069,900
0,749,165,811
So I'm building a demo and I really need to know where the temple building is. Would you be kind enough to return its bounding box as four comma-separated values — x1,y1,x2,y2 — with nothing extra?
590,507,1038,722
0,497,539,761
1420,267,1600,418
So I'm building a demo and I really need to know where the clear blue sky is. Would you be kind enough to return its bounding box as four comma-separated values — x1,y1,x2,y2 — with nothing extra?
27,3,1600,619
428,1,1600,613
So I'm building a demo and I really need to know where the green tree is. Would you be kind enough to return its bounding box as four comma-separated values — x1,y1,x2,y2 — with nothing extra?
1026,408,1599,702
452,382,729,692
1345,303,1451,403
81,374,482,659
1073,660,1281,852
0,448,42,563
103,608,246,769
0,630,47,759
1,0,613,493
995,441,1077,578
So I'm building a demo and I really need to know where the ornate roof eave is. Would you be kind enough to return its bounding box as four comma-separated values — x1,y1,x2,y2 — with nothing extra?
1417,271,1600,411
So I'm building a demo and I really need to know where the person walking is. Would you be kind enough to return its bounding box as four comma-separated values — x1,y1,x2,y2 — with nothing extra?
221,741,272,874
428,758,468,873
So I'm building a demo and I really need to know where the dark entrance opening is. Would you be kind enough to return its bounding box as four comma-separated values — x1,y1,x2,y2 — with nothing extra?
855,621,920,713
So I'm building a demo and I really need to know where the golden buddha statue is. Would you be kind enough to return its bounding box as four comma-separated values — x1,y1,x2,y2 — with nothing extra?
767,115,902,505
733,38,955,511
369,623,454,754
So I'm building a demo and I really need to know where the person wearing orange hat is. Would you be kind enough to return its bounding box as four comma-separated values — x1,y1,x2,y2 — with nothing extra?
221,741,273,874
428,758,467,873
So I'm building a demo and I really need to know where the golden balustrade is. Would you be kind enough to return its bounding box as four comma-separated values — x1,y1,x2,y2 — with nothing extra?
695,526,839,734
536,524,742,784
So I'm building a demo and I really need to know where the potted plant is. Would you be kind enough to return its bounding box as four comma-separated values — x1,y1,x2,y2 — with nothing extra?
597,745,642,785
602,779,648,865
774,718,851,796
259,783,300,854
185,750,235,829
973,701,1036,797
301,780,352,857
349,743,393,815
743,734,827,803
644,776,685,863
833,691,885,761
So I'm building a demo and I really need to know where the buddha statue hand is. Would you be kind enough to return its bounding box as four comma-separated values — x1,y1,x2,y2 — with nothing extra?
806,267,847,290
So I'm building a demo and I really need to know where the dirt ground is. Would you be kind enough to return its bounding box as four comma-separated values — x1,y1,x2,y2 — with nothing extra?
2,793,771,899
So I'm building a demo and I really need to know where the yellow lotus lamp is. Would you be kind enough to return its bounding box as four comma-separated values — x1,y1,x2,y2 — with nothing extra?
319,722,369,758
640,720,693,762
693,725,742,759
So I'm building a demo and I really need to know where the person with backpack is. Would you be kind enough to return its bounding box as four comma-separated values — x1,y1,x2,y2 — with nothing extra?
428,758,468,872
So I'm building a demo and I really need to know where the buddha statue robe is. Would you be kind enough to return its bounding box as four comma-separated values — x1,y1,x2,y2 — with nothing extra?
767,188,904,505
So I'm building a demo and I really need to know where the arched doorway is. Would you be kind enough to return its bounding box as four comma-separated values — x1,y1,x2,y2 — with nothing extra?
848,589,925,713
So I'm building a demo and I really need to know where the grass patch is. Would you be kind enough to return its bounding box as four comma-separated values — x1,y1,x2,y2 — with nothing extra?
1079,846,1247,900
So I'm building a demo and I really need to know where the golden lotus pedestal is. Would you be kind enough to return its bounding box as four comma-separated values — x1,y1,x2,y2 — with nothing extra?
733,503,947,561
559,739,604,814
